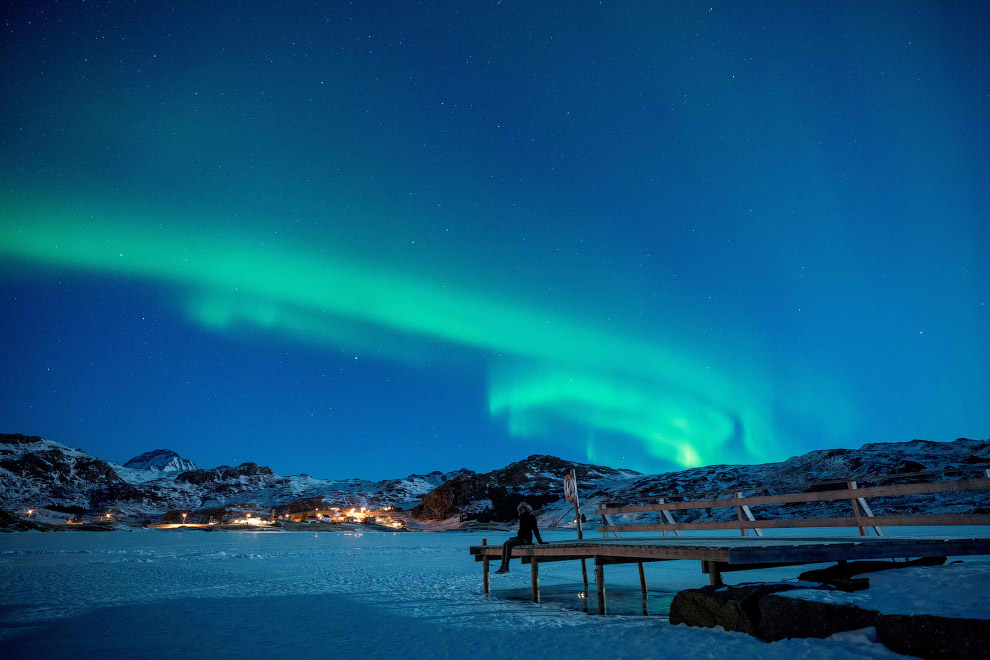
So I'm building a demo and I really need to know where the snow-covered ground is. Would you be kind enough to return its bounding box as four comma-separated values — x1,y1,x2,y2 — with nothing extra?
0,529,942,659
782,562,990,619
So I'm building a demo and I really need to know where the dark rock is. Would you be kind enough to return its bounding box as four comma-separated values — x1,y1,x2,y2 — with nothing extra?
0,509,53,532
669,583,805,638
0,434,46,445
412,480,459,520
274,497,333,515
877,613,990,660
174,462,273,486
893,459,927,474
91,482,168,506
760,593,879,641
47,504,88,515
410,454,635,521
174,469,214,485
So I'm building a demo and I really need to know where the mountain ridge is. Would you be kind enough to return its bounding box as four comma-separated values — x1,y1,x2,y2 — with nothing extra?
1,433,987,527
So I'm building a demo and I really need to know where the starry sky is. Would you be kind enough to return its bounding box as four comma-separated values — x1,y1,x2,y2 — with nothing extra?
1,1,988,480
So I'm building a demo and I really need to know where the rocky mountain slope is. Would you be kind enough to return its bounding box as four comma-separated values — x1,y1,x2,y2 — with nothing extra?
0,434,469,523
1,432,987,528
525,437,990,530
412,454,639,521
123,449,197,472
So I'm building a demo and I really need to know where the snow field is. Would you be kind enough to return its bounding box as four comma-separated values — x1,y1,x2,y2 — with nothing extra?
0,529,942,659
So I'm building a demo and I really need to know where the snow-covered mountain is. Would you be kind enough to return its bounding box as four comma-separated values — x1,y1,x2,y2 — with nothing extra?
123,449,197,472
0,434,471,523
0,434,124,515
1,433,987,528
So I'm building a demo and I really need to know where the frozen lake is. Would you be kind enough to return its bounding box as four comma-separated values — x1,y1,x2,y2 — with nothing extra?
0,528,943,659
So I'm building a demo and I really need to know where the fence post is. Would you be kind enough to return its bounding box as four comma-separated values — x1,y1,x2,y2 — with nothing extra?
736,491,764,537
848,481,867,536
658,497,682,536
735,491,747,536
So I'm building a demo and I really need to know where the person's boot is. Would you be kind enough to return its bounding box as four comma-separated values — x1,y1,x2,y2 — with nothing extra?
494,565,509,574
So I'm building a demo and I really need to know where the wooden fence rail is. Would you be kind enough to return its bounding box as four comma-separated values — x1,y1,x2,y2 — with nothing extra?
595,471,990,537
597,477,990,515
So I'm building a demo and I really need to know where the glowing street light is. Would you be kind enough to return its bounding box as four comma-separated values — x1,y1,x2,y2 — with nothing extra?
181,512,187,525
26,509,34,517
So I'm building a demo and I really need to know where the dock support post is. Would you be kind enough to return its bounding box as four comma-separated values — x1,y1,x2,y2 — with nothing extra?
638,562,648,615
482,539,490,595
706,561,724,587
580,558,589,595
595,557,607,615
531,558,540,603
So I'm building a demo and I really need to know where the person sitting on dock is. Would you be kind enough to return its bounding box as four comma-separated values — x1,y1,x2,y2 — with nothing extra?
494,502,545,574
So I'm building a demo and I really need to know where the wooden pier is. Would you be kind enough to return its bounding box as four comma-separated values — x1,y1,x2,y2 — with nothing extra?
469,466,990,614
470,534,990,614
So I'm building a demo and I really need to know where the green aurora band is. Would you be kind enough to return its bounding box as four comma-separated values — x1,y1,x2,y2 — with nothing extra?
0,203,850,469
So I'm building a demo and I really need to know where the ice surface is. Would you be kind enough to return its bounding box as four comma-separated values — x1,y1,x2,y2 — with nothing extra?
0,530,915,659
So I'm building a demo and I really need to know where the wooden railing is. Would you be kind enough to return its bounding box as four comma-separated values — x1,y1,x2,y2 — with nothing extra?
595,467,990,537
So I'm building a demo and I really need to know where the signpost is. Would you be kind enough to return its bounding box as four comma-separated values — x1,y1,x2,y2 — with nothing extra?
564,469,590,600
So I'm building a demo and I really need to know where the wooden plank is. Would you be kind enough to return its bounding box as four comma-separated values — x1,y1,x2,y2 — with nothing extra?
604,464,990,502
519,555,594,564
728,538,990,565
717,561,818,573
598,513,990,533
596,477,990,515
469,537,990,576
602,513,621,538
599,556,673,565
857,496,884,537
738,490,763,537
473,543,730,562
658,497,682,537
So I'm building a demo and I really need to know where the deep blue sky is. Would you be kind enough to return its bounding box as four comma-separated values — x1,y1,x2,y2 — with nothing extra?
1,1,987,480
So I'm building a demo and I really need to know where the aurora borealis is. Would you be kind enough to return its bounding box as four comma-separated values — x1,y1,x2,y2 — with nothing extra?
1,2,987,478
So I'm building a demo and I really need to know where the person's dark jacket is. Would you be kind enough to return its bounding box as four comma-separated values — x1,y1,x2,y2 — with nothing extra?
517,511,545,544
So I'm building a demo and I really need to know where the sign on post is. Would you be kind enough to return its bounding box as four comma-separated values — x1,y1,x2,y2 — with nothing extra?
563,472,578,503
564,469,582,539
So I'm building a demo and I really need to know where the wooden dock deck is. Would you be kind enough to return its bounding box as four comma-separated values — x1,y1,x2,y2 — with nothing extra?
469,535,990,614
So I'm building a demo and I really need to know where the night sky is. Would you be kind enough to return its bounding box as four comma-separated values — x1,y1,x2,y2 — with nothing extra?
1,2,987,480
